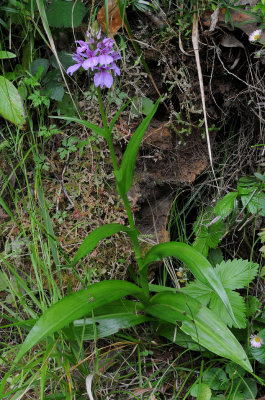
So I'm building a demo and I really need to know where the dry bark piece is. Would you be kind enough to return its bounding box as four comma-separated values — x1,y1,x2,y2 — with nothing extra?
97,0,123,35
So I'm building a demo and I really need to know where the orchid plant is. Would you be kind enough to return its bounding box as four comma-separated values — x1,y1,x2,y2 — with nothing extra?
1,29,255,395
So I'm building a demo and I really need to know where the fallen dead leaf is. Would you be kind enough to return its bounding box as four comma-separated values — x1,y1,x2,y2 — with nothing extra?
97,0,124,35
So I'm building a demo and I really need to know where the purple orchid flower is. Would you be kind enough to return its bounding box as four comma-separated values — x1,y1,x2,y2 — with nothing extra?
82,49,99,71
94,67,113,89
101,37,114,49
75,40,89,54
66,53,84,76
98,48,114,67
110,62,120,76
67,33,120,89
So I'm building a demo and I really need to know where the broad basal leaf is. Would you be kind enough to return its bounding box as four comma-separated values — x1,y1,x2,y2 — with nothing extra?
156,322,206,351
15,280,142,363
215,259,259,290
0,76,26,126
142,242,238,327
73,312,152,340
145,291,252,372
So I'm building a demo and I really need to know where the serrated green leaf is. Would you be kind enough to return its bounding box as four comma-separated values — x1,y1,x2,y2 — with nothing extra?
246,296,260,317
182,283,246,328
181,281,212,306
142,242,238,327
215,259,258,290
203,368,228,390
238,176,260,188
210,290,246,328
193,216,225,257
71,223,134,266
240,190,265,217
192,231,210,257
117,97,161,195
47,0,86,28
15,280,142,363
214,191,238,218
238,176,265,216
0,76,26,126
145,291,252,371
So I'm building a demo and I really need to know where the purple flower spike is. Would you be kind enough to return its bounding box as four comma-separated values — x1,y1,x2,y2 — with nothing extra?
67,32,120,89
94,69,113,89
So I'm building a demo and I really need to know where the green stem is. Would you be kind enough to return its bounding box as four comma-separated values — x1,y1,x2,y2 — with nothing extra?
97,88,119,173
96,88,149,300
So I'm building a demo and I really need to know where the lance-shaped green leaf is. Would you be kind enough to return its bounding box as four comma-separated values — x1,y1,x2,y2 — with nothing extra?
109,98,132,132
74,309,152,340
145,291,252,372
0,51,16,59
72,299,150,340
0,76,26,126
71,223,134,266
15,280,142,363
52,116,106,138
116,97,161,195
142,242,239,328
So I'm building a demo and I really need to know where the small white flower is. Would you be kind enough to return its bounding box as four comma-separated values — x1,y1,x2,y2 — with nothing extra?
250,334,264,348
249,29,262,42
